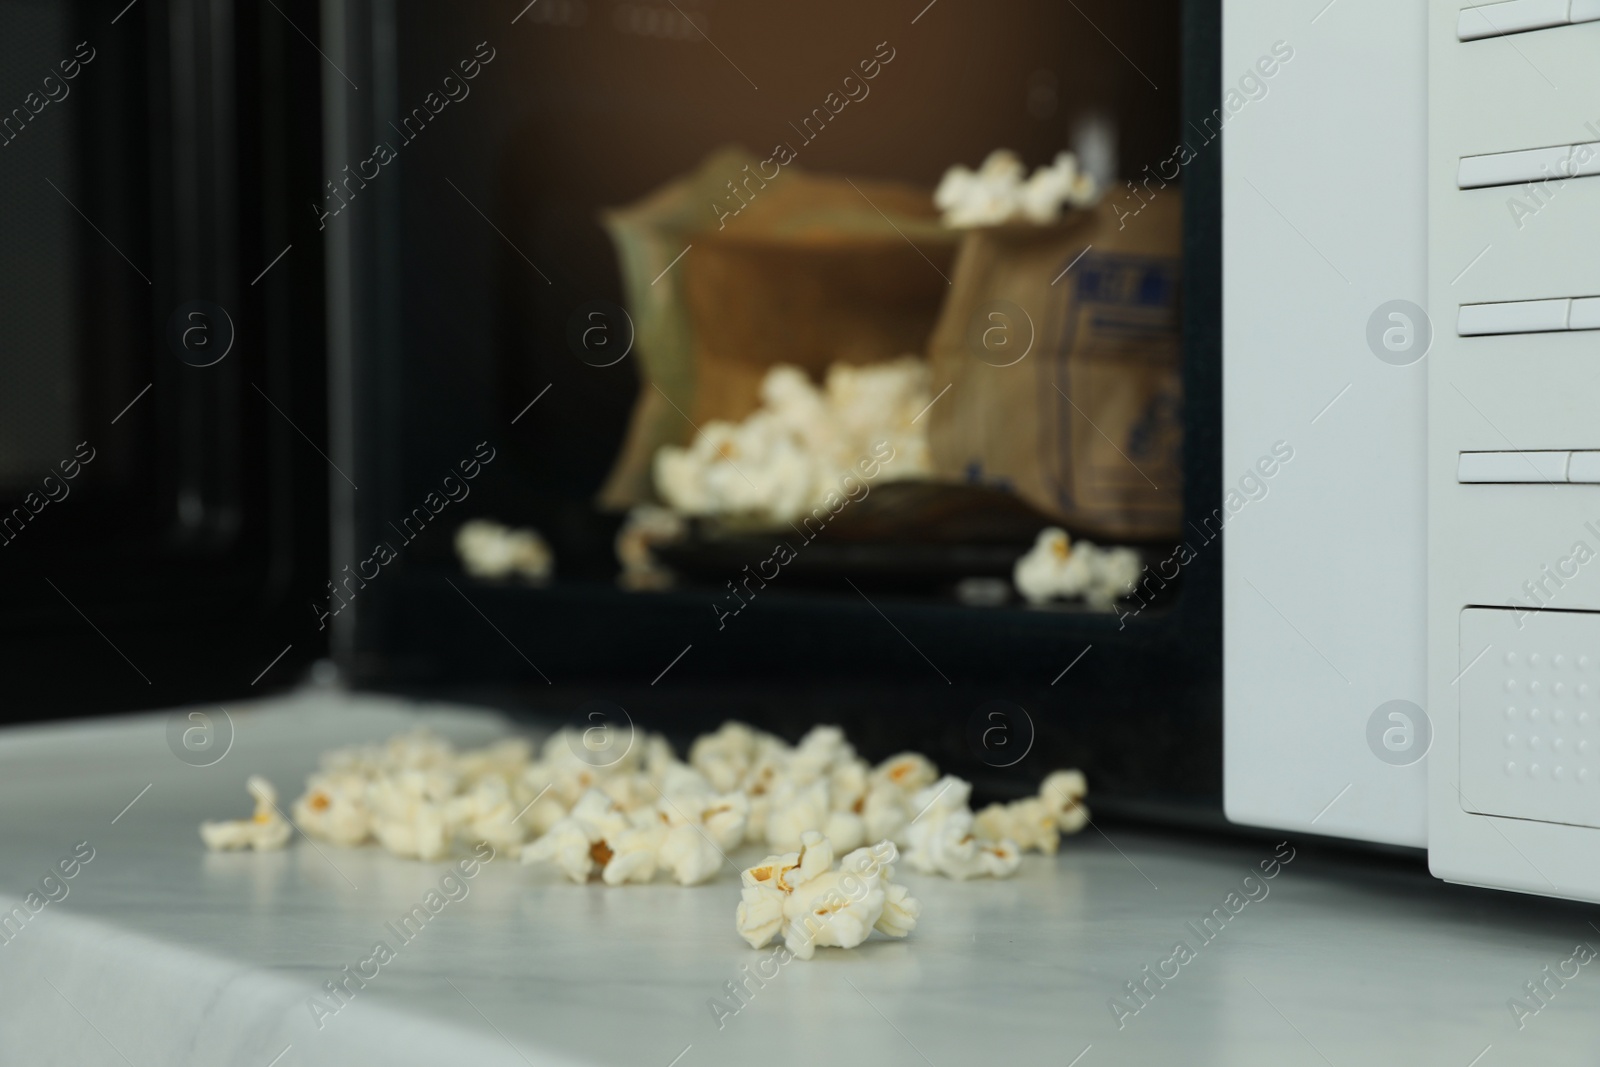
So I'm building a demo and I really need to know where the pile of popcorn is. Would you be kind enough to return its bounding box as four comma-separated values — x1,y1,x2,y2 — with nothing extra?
455,520,554,584
1013,527,1142,609
935,149,1100,228
653,358,933,526
200,720,1088,957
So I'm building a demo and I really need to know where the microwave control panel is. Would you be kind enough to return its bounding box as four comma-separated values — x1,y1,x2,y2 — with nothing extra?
1428,0,1600,902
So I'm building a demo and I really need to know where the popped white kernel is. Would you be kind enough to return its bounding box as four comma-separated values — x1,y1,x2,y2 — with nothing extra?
652,359,932,526
1013,527,1141,608
292,770,371,847
735,832,919,960
521,789,633,884
200,775,292,852
455,519,553,583
1039,768,1091,834
905,776,1019,881
936,149,1099,228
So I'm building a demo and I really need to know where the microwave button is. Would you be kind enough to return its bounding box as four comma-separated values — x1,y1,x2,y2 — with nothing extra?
1570,297,1600,331
1574,143,1600,178
1569,452,1600,483
1572,0,1600,22
1458,298,1572,335
1458,0,1574,40
1458,145,1581,189
1458,451,1571,483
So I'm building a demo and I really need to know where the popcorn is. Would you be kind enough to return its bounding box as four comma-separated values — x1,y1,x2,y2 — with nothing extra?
653,358,931,526
215,712,1090,982
454,519,553,583
871,752,938,795
696,793,753,852
1017,152,1098,224
656,791,749,886
689,720,771,793
761,366,838,462
522,790,645,885
904,776,1021,881
658,824,724,886
603,824,667,886
762,727,875,853
1013,527,1142,608
735,855,794,949
936,149,1100,228
614,505,686,591
292,770,371,847
909,820,1022,881
934,149,1025,228
654,415,817,524
368,772,455,862
765,780,832,852
444,776,528,854
200,776,293,852
859,783,913,845
1040,768,1091,834
784,868,884,958
520,726,641,811
975,796,1060,855
821,358,934,479
454,737,534,785
977,838,1023,878
789,724,858,783
840,842,921,939
383,729,456,770
975,769,1090,855
736,832,918,960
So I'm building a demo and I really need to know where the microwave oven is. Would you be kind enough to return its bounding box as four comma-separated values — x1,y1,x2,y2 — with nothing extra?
7,0,1595,906
1226,0,1600,904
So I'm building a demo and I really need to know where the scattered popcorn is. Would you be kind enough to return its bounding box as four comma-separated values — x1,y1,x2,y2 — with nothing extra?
904,775,1018,880
1040,768,1091,834
935,149,1099,228
653,358,931,526
975,796,1061,855
871,752,938,795
614,504,687,591
455,519,553,583
737,831,919,960
1013,527,1142,608
291,770,371,847
368,771,455,861
821,360,934,476
657,791,750,886
209,713,1090,965
200,776,293,852
455,737,535,785
522,790,649,885
444,777,527,855
690,720,792,805
764,780,832,853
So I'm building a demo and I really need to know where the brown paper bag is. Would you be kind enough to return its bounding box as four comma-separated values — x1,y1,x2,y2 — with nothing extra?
925,194,1183,541
597,147,760,511
679,174,955,426
598,149,956,508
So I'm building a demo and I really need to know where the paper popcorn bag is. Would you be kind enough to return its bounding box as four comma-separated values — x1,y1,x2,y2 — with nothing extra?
678,174,955,429
598,148,956,510
925,194,1183,541
597,147,758,511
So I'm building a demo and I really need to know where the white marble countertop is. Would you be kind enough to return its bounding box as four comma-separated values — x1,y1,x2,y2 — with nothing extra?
2,690,1598,1066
